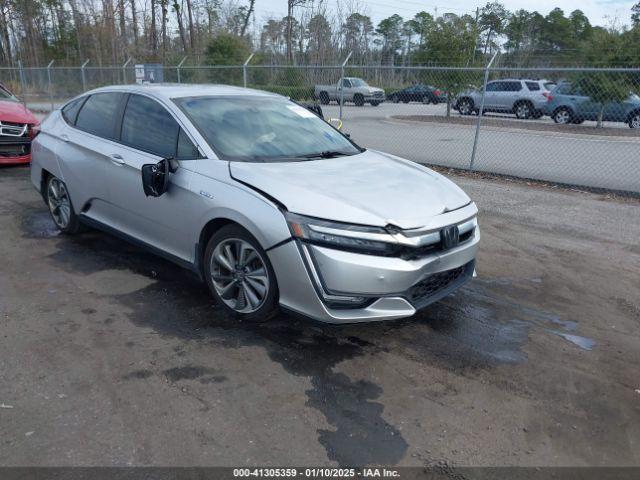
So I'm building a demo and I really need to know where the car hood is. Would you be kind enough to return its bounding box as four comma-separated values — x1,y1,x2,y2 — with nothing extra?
229,150,471,229
0,100,38,124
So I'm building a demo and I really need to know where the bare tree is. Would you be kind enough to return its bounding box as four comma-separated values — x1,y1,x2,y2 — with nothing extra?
172,0,188,52
286,0,307,63
240,0,255,38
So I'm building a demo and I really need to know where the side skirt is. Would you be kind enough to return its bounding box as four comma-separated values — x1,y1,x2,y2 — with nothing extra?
78,215,203,281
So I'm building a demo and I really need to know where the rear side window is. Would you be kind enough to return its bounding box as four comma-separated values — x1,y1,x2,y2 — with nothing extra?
505,81,522,92
75,93,124,139
121,94,200,159
525,81,540,91
61,97,86,125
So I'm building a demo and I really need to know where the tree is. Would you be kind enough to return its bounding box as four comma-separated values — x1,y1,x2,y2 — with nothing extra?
632,2,640,26
479,2,508,55
376,15,403,65
407,12,434,49
307,14,332,64
575,73,631,128
286,0,307,63
205,32,251,65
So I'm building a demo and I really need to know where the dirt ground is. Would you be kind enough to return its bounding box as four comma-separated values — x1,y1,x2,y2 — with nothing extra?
0,166,639,469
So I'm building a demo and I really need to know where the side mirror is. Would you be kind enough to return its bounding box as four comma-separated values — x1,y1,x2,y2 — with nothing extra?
141,158,173,197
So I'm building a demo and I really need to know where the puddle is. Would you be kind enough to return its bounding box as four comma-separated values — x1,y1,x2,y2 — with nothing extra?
21,210,60,238
548,331,596,351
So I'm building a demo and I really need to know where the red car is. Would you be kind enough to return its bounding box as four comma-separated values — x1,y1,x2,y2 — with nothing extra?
0,84,40,165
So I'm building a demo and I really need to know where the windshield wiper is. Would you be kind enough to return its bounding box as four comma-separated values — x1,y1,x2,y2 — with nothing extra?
298,150,352,159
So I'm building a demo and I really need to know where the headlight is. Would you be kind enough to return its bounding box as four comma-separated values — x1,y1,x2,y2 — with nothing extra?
285,212,397,255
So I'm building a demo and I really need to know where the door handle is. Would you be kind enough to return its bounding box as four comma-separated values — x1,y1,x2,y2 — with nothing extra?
109,153,125,165
60,134,69,142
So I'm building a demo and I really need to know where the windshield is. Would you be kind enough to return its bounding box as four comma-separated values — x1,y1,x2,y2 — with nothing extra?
349,78,368,87
176,96,362,162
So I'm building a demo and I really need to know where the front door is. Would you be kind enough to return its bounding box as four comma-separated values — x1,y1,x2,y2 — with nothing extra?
103,93,203,263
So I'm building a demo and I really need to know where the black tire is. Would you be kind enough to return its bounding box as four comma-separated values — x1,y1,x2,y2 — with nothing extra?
628,111,640,129
553,107,573,125
532,110,543,119
203,224,279,322
45,175,84,234
319,91,330,105
370,101,380,106
354,94,364,106
457,98,474,116
514,101,533,119
572,117,585,125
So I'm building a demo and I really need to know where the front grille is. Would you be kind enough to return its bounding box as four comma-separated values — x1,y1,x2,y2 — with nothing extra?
407,261,473,307
0,121,28,137
372,91,384,97
401,228,474,260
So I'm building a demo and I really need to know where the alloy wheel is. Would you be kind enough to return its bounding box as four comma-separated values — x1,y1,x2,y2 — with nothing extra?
554,109,571,124
210,238,270,314
515,103,531,119
459,100,472,115
47,178,72,229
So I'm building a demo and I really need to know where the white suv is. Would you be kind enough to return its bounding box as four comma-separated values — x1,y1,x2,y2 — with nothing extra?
455,79,556,119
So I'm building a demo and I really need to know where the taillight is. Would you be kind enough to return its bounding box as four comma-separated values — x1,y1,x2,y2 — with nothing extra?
28,124,40,138
543,92,553,102
434,89,441,96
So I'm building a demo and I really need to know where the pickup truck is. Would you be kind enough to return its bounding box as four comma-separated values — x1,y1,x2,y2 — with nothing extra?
315,77,385,106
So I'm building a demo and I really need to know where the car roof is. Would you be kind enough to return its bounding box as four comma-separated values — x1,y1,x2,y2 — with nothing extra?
83,83,282,101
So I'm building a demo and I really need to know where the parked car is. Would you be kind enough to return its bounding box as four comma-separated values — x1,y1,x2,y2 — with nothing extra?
0,84,40,165
455,79,556,119
315,77,385,106
388,84,447,104
32,84,479,324
544,81,640,128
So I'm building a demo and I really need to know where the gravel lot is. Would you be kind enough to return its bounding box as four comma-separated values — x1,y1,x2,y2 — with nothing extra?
1,166,639,469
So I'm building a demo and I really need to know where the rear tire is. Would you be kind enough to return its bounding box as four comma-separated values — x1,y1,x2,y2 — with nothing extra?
45,175,84,234
514,101,533,119
628,111,640,129
370,101,380,106
203,225,279,322
319,91,330,105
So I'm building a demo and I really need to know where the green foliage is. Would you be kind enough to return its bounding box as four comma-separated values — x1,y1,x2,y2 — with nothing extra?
205,33,251,65
575,72,632,127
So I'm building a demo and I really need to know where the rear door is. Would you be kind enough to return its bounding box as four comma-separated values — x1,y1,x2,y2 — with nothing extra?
56,92,126,224
103,93,203,262
501,81,523,111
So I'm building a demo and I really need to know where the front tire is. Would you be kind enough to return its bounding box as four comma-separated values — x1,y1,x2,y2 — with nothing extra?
204,225,279,322
457,98,474,115
46,176,83,234
553,107,573,125
628,111,640,129
354,94,364,106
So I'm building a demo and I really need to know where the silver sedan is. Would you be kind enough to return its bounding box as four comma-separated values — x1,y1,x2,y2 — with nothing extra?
31,84,479,323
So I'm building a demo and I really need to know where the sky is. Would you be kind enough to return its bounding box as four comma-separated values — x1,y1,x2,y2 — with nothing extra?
253,0,638,29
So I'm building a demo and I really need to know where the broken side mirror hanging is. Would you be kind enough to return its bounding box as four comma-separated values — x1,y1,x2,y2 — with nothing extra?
141,158,173,197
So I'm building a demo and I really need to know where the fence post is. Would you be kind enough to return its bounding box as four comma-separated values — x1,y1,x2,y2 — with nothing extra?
81,59,89,92
46,60,55,112
469,51,499,171
339,51,353,121
122,58,132,84
18,60,27,107
176,56,188,83
243,53,255,88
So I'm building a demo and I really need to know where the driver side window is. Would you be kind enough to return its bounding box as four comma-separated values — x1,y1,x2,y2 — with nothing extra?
120,94,201,159
341,79,352,88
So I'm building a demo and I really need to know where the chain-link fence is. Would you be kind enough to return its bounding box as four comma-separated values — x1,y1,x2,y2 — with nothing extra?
2,62,639,194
